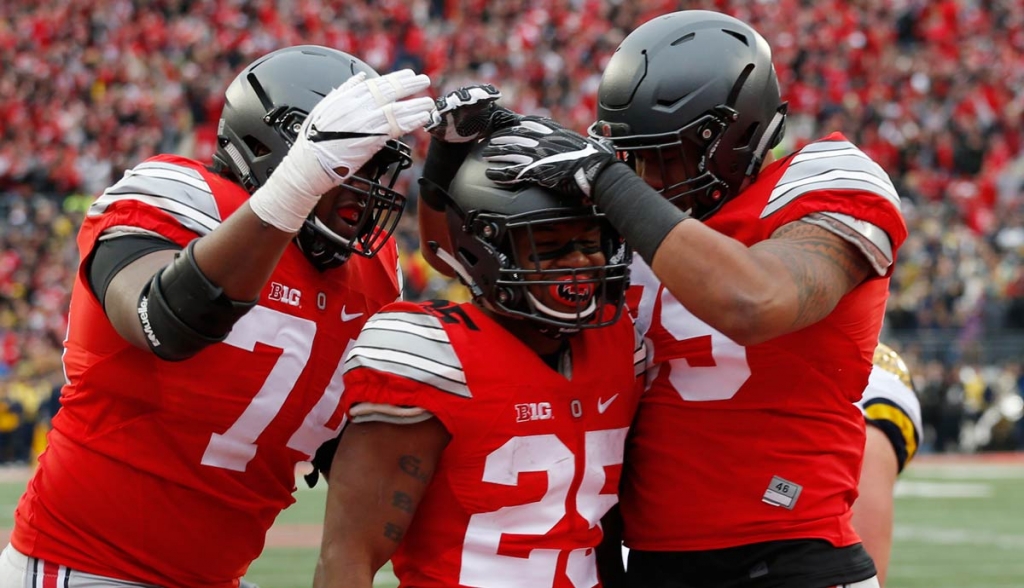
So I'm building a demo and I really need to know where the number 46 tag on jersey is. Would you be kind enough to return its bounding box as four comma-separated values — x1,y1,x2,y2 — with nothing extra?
762,475,803,510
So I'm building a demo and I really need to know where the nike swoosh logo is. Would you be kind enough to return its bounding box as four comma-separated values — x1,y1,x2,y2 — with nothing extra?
340,306,364,322
309,125,388,142
597,393,619,414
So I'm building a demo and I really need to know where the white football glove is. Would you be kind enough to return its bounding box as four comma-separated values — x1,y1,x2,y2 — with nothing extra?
424,84,521,143
249,69,434,232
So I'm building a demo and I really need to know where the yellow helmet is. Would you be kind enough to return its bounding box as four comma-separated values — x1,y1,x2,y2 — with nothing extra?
872,343,913,390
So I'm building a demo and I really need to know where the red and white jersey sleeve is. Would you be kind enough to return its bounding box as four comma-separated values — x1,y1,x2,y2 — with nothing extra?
340,301,646,588
78,154,247,252
12,155,401,588
621,135,908,552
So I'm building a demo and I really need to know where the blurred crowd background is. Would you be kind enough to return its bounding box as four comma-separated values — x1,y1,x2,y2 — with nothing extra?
1,0,1023,464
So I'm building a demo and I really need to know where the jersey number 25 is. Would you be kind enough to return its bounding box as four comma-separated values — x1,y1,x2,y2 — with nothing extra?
460,429,628,588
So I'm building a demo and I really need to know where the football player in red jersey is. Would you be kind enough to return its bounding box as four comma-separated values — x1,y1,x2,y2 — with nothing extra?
312,142,645,588
612,342,922,587
853,343,923,586
481,10,907,588
0,46,434,588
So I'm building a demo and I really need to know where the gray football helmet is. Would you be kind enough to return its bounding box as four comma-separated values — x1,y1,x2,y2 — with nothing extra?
433,144,630,333
588,10,788,219
213,45,412,270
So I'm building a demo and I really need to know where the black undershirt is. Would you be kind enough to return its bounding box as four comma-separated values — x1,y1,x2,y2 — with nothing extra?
86,234,181,306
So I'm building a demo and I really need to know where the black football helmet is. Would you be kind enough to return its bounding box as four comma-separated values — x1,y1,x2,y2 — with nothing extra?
213,45,412,270
588,10,788,219
433,144,631,333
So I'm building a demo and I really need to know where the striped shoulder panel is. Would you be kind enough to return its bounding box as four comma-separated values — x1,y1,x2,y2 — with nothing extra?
89,160,222,235
344,310,470,398
859,365,923,471
763,139,900,219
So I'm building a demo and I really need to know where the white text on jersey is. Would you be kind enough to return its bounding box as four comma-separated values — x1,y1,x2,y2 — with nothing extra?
268,282,301,307
515,402,553,422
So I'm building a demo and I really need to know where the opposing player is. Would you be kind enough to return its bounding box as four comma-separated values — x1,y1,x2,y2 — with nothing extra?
313,143,644,588
483,10,908,588
853,343,923,586
0,46,434,588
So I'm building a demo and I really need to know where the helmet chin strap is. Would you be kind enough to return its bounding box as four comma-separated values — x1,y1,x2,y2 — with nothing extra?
310,215,356,250
429,242,484,299
745,105,788,177
526,291,597,321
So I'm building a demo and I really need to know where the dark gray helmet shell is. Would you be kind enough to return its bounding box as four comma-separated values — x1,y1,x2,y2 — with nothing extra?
589,10,787,219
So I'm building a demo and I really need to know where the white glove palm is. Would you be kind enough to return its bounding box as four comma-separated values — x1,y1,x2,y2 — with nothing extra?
250,69,433,232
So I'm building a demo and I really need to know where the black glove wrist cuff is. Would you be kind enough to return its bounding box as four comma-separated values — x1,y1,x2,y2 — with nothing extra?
420,139,473,211
593,162,690,263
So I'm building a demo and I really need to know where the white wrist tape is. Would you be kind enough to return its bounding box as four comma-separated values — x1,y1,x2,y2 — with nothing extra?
248,146,334,233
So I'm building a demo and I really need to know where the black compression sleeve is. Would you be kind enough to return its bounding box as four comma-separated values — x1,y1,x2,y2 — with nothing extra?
87,235,181,306
419,138,474,211
592,162,691,263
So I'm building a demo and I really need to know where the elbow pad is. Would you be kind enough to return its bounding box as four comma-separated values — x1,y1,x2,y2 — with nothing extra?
137,240,258,361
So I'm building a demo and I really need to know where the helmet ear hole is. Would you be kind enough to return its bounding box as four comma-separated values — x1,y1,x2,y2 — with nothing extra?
496,288,513,304
244,136,271,157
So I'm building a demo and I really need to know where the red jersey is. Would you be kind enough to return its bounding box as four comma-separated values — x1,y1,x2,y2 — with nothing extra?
340,301,646,588
12,155,402,587
622,134,908,551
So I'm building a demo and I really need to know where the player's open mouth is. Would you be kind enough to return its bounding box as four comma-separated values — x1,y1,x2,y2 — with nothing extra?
550,276,596,305
336,204,363,226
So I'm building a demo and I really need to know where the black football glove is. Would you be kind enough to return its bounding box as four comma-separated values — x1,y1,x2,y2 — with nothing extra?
424,84,521,143
482,116,617,200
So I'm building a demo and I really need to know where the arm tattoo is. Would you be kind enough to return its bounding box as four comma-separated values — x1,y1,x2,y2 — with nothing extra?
399,455,431,483
392,491,415,514
758,221,873,329
383,522,405,543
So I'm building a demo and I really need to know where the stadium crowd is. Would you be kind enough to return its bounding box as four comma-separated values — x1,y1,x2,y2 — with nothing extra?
1,0,1023,461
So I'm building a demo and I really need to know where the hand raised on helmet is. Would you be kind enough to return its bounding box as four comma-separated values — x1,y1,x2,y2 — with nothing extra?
251,69,436,232
250,69,434,233
425,84,522,143
482,116,617,200
299,69,434,185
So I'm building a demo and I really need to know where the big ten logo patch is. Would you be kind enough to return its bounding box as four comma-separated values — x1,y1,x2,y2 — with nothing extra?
515,402,553,422
268,282,302,307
